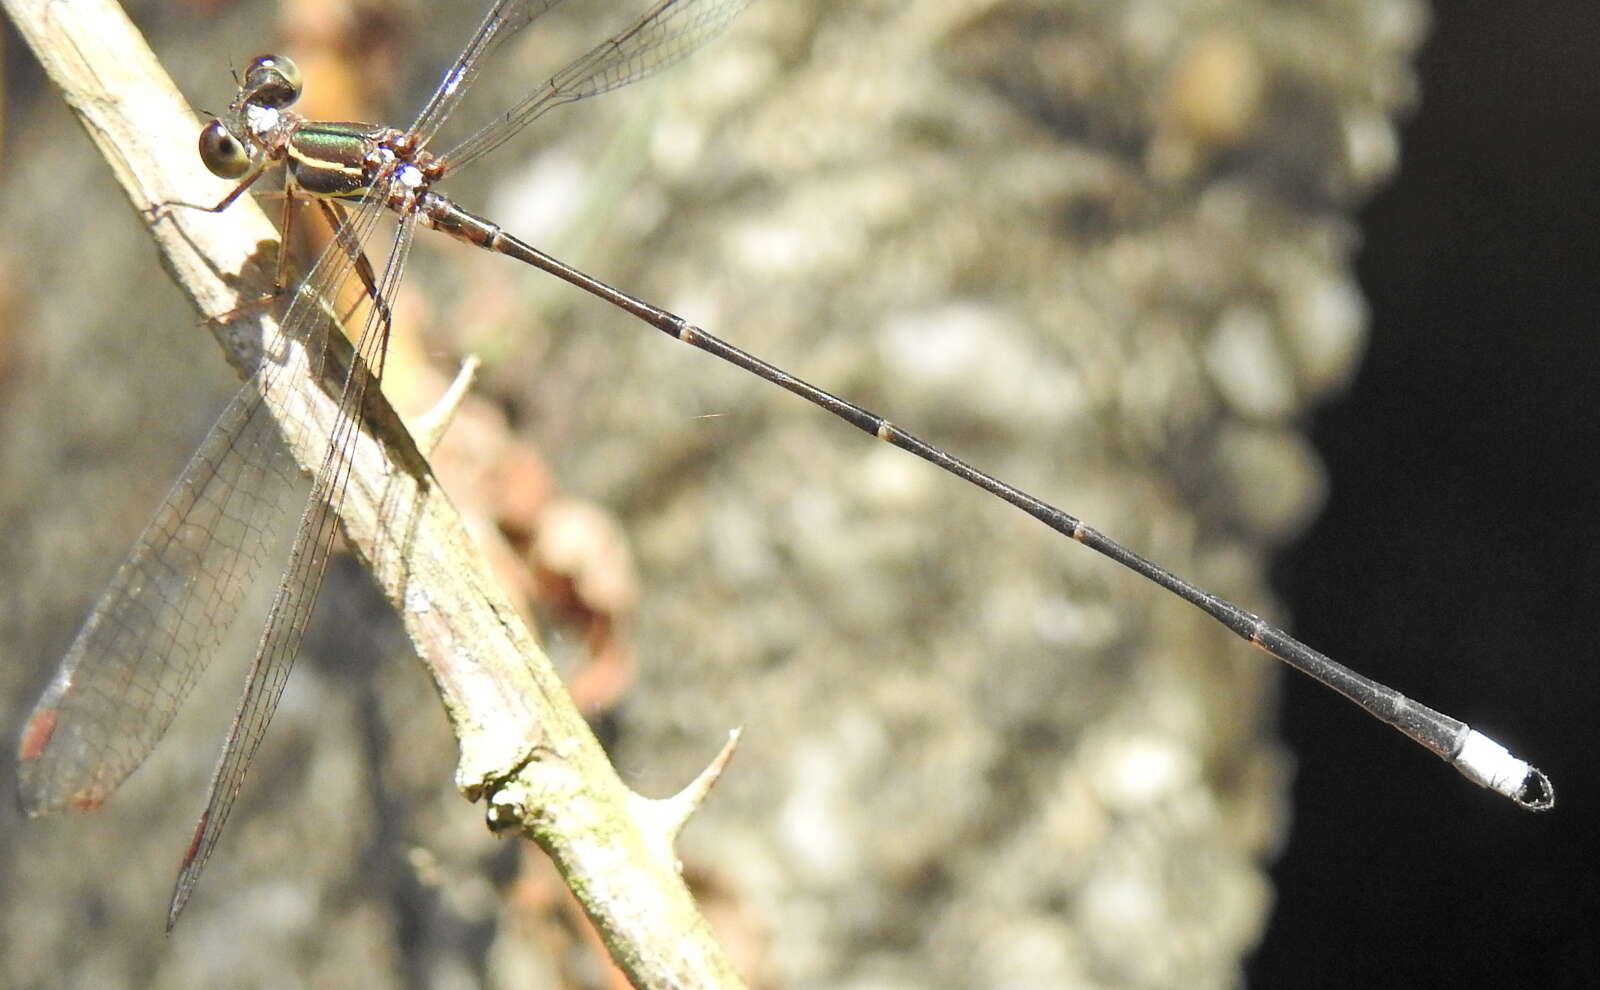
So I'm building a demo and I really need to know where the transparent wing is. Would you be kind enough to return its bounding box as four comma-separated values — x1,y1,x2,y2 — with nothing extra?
15,136,402,932
434,0,752,172
167,204,417,929
15,379,305,815
407,0,572,152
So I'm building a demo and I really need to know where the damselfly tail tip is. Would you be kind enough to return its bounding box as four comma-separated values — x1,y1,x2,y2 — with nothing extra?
1453,729,1554,811
1511,765,1554,812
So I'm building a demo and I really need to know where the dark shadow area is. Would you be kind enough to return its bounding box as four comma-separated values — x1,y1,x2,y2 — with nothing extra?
1255,3,1600,985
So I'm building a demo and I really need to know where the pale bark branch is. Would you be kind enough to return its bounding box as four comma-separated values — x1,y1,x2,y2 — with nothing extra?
2,0,741,984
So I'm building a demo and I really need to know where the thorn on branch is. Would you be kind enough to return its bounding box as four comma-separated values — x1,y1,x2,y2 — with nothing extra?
413,353,481,455
632,728,743,858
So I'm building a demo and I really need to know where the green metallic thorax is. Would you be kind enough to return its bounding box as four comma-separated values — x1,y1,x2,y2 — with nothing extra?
285,122,380,200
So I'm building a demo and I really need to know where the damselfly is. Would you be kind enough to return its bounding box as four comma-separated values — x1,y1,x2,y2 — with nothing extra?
16,0,1552,932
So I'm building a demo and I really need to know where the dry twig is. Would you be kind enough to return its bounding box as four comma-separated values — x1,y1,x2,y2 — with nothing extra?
2,0,743,984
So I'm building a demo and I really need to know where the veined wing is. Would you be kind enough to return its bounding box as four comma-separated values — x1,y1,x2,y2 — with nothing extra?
16,149,392,827
432,0,752,172
15,377,306,815
167,198,419,929
407,0,572,152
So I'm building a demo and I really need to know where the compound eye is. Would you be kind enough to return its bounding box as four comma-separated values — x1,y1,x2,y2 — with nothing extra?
242,54,302,109
199,120,250,179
